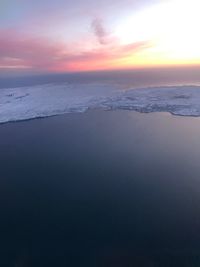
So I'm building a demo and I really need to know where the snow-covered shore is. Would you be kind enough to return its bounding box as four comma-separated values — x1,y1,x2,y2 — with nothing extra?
1,82,200,123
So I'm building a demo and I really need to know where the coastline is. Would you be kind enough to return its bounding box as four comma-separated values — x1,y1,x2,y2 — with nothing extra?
2,84,200,124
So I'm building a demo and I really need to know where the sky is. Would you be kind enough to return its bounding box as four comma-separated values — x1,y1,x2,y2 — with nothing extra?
1,0,200,74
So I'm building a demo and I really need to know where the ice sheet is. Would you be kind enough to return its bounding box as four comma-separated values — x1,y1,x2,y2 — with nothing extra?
1,82,200,123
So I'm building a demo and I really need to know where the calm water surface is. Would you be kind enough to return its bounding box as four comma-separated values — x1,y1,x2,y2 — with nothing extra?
1,110,200,266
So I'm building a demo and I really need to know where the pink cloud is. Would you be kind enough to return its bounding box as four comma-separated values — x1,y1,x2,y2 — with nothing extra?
0,29,151,72
0,30,66,69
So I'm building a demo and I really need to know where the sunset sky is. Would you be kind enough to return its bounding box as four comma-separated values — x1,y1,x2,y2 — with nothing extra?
1,0,200,74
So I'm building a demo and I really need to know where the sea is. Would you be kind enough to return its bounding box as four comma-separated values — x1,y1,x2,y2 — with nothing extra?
1,67,200,266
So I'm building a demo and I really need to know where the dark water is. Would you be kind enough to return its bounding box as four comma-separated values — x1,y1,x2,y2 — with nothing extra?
1,110,200,266
2,66,200,89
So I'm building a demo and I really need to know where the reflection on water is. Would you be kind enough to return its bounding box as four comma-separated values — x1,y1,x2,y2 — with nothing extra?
1,110,200,266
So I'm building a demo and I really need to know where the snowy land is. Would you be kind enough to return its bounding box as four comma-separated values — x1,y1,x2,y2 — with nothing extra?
1,82,200,123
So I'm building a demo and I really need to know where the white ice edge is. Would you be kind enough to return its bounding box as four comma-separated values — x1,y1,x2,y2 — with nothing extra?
1,82,200,123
